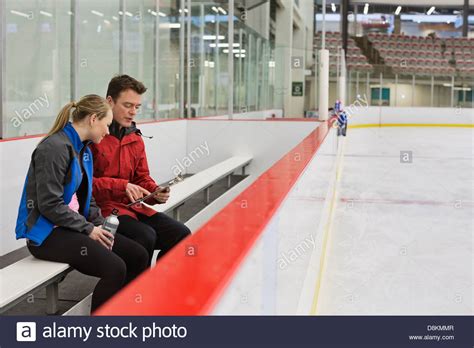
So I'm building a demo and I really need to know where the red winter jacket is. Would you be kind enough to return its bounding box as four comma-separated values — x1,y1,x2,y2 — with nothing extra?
91,121,159,219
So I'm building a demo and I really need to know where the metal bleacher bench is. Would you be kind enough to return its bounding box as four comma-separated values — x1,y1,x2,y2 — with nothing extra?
151,156,252,220
0,256,72,314
0,156,252,315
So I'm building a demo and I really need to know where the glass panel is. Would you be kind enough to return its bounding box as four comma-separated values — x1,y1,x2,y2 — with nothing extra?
157,0,180,118
0,0,300,137
77,0,120,97
215,4,229,116
5,0,71,137
123,0,156,121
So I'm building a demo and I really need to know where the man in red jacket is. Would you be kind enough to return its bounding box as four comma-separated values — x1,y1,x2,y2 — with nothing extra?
91,75,190,266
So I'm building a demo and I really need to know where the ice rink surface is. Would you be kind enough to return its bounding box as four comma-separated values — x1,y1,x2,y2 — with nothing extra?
212,126,472,315
318,127,473,314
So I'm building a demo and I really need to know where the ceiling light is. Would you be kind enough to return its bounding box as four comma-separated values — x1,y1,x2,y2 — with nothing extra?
40,10,52,17
10,10,30,18
91,10,104,17
203,35,225,40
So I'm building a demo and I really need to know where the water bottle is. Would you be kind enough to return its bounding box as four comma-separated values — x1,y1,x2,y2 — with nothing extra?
102,209,119,241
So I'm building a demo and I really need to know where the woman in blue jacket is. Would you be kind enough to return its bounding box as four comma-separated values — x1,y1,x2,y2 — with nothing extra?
15,94,148,312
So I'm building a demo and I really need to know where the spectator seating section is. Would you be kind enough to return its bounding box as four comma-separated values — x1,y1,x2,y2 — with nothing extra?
368,32,474,77
314,31,373,73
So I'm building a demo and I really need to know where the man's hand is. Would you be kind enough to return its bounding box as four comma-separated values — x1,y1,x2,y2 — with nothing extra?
125,183,151,203
154,187,170,204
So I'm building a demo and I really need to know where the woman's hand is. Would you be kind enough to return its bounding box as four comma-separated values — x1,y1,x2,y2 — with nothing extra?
125,183,150,203
89,226,114,250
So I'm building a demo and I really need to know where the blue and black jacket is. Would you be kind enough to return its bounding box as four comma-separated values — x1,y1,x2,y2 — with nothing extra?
15,123,104,246
337,111,348,127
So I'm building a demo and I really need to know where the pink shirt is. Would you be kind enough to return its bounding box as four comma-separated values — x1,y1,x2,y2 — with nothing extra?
69,193,80,213
52,194,79,229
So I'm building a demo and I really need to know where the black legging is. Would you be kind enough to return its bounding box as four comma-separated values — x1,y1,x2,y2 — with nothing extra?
117,212,191,266
27,227,148,312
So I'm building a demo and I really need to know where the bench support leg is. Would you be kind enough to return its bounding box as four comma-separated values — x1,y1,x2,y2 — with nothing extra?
204,187,210,204
173,206,182,221
46,282,59,315
227,174,232,188
242,165,247,176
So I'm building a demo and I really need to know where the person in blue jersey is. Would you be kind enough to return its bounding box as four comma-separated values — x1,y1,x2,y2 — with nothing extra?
337,110,348,137
14,95,148,312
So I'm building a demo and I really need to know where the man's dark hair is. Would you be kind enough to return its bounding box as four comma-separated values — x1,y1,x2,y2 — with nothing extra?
106,74,147,101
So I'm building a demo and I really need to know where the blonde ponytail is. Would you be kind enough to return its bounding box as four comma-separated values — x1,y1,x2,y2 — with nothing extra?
44,95,110,138
47,102,75,136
